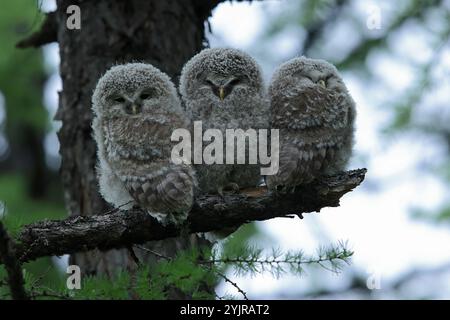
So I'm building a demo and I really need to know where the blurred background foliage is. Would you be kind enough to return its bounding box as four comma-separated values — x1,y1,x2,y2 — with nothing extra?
212,0,450,298
1,0,450,299
0,0,65,298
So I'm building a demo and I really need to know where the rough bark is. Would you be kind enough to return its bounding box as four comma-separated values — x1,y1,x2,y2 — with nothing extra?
9,169,366,264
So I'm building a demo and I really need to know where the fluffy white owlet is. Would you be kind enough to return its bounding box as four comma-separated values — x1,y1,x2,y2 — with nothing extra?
92,63,196,225
179,48,269,195
266,57,356,190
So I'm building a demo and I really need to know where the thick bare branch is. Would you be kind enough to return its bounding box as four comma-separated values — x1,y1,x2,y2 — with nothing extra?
10,169,366,264
16,12,57,49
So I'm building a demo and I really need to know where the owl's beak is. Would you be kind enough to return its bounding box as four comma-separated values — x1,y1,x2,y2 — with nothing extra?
131,104,139,114
219,87,225,101
318,79,326,88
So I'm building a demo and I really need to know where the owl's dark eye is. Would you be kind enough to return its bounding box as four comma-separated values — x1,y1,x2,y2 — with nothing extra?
140,88,157,100
205,79,214,86
228,78,241,86
114,97,125,103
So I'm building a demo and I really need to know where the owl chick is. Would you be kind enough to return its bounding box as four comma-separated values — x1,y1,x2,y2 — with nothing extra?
92,63,195,225
179,48,269,195
266,57,356,191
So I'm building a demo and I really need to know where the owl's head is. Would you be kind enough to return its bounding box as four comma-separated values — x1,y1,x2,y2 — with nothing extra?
269,57,347,97
179,48,264,105
92,63,181,118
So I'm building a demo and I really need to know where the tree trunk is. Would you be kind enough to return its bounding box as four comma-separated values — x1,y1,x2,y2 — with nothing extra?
55,0,214,280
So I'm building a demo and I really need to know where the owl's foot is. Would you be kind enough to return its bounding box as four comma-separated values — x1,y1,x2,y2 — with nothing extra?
272,185,296,194
218,183,240,197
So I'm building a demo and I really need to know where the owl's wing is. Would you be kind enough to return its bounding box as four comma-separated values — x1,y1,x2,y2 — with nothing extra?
267,134,344,190
154,167,196,213
266,143,300,189
121,164,195,224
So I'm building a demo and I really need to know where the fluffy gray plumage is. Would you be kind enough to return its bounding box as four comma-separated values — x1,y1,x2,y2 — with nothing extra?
266,57,356,190
179,48,269,194
92,63,195,225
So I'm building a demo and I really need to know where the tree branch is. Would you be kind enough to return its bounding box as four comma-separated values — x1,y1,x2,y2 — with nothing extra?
8,169,366,264
16,12,57,49
0,221,29,300
337,0,443,69
301,0,348,55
